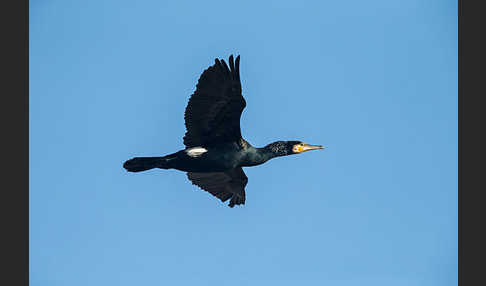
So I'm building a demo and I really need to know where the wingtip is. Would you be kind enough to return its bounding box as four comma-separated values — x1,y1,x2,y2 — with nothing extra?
228,55,235,72
215,55,240,62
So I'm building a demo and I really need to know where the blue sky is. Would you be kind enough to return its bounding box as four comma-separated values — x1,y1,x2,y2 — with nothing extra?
30,0,457,285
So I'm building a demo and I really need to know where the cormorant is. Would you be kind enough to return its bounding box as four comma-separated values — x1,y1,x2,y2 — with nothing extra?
123,55,324,207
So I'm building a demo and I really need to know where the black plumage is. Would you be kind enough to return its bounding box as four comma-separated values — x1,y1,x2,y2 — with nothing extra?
123,55,324,207
184,56,245,147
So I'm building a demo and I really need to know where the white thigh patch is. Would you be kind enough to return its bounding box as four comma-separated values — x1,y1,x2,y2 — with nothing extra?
185,147,208,157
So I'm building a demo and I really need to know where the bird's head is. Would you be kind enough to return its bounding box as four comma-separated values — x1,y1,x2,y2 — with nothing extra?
265,141,324,157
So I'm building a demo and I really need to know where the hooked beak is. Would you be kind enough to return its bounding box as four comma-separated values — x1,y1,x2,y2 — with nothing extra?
293,143,325,153
302,143,325,152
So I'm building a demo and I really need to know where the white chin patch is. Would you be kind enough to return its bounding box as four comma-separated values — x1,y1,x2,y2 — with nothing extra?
185,147,208,157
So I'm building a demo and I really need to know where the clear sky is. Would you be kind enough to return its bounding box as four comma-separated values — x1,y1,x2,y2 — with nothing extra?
30,0,457,285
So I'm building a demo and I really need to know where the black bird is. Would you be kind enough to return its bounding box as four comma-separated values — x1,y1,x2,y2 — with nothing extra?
123,55,324,207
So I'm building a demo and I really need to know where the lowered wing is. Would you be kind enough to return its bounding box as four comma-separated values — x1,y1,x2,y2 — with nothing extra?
187,167,248,207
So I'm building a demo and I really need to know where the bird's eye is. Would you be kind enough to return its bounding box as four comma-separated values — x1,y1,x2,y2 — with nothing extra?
300,143,305,146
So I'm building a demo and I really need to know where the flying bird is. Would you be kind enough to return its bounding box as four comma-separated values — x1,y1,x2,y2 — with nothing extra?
123,55,324,207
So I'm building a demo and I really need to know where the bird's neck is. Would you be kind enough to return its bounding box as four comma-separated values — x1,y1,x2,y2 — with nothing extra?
253,144,288,162
257,146,282,160
238,145,280,167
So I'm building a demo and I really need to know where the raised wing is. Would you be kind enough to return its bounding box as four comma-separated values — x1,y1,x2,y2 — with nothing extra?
183,55,246,148
187,167,248,207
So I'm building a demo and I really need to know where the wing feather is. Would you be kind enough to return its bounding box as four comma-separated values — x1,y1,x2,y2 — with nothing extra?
183,55,246,147
187,167,248,207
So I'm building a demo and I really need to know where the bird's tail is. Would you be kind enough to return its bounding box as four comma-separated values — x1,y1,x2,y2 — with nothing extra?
123,156,172,172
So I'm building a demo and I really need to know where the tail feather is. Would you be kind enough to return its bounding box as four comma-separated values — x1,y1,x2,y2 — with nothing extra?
123,156,170,172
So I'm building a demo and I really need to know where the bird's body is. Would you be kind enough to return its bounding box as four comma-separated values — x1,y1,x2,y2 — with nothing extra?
124,55,324,207
128,139,291,173
163,142,250,173
169,141,263,173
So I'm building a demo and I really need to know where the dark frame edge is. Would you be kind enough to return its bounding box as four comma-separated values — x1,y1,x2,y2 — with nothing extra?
0,0,29,285
458,0,486,286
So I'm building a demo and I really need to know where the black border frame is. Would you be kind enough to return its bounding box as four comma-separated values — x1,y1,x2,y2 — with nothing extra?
458,0,485,285
0,0,29,285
